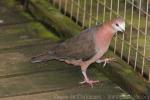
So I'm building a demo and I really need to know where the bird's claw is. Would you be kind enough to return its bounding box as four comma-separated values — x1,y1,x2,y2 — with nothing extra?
103,57,117,67
79,80,99,88
96,57,117,67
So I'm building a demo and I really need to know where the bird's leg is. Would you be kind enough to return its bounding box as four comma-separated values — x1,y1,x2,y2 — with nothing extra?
63,59,99,87
96,57,117,67
79,69,99,88
79,61,99,88
78,54,103,87
63,54,101,87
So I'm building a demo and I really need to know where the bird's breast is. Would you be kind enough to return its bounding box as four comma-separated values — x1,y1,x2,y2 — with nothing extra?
94,31,113,54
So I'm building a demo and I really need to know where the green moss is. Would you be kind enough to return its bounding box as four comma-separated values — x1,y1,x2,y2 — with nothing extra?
20,12,34,20
29,22,60,41
4,0,17,7
29,0,82,39
0,22,60,50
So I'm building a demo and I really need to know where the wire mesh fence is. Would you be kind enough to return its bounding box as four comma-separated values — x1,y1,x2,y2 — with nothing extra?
49,0,150,81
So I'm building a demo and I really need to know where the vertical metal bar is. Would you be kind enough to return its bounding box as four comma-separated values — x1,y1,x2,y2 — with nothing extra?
82,0,87,28
109,0,113,19
59,0,62,10
134,0,141,70
114,0,120,53
53,0,56,6
89,0,93,28
149,69,150,82
64,0,68,15
70,0,74,19
142,0,149,76
128,0,134,64
121,0,127,58
76,0,80,24
103,0,106,22
96,0,100,25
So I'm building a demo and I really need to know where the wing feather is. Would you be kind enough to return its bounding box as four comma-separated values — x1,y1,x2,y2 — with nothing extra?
50,25,100,60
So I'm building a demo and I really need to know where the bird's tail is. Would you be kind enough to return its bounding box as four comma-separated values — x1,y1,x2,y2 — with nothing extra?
31,52,57,63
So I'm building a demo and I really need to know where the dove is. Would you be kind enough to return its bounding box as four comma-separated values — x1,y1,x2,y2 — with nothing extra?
31,17,125,87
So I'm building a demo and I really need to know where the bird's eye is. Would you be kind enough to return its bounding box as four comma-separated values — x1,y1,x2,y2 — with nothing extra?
116,23,119,27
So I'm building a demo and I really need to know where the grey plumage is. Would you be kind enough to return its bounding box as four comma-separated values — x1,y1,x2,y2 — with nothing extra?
31,25,100,63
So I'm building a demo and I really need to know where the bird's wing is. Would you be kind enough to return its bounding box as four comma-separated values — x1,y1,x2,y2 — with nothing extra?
50,25,100,60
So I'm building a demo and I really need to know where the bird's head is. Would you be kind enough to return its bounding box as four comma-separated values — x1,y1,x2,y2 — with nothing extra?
111,17,125,33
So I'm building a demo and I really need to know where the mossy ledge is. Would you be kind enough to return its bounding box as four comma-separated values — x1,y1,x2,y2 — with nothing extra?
27,0,81,39
26,0,150,99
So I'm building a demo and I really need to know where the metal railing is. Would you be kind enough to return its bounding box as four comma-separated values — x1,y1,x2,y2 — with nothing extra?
49,0,150,81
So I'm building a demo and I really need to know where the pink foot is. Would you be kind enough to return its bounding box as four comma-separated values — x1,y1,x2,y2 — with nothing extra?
96,57,117,67
79,79,99,88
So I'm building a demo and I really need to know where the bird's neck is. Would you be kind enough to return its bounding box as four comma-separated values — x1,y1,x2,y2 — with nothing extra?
95,25,114,52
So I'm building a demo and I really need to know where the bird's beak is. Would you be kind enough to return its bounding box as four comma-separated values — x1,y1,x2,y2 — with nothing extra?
120,22,125,32
120,28,125,32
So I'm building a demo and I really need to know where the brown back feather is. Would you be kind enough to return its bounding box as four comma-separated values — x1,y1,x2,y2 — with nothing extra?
50,25,101,60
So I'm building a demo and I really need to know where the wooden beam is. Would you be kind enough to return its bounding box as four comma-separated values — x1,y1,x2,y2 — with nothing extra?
27,0,150,99
27,0,81,39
